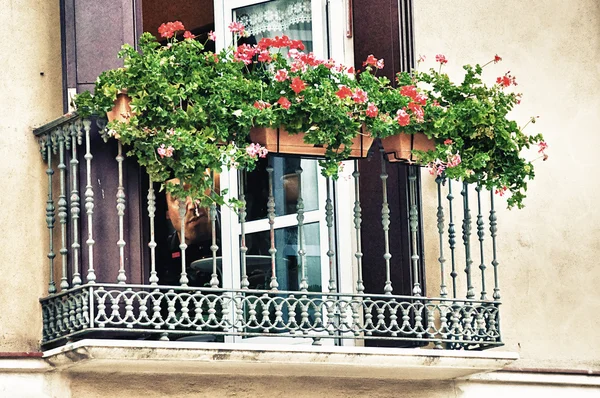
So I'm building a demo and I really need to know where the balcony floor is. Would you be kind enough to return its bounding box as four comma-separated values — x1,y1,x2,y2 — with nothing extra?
43,339,518,380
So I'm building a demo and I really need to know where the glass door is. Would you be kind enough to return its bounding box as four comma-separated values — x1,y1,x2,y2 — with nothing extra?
216,0,349,344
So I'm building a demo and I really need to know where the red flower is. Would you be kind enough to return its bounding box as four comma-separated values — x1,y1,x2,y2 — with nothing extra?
347,67,355,74
277,96,291,109
494,54,502,63
444,139,453,145
183,31,194,40
290,77,306,94
363,54,383,68
352,88,368,104
366,102,379,118
495,186,508,196
400,85,418,100
257,38,273,50
497,72,517,88
336,86,352,99
396,109,410,127
435,54,448,64
290,40,305,51
158,21,186,38
408,102,424,121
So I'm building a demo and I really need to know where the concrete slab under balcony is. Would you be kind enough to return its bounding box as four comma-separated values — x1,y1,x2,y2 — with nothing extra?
43,339,518,380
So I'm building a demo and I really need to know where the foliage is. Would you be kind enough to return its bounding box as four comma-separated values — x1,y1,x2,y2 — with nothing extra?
75,21,546,209
404,56,546,208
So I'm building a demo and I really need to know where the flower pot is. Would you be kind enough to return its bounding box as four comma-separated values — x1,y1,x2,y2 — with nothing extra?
381,133,435,163
106,92,132,123
249,126,374,158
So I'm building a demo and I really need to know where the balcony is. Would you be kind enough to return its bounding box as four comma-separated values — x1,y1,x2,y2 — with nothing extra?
34,114,504,355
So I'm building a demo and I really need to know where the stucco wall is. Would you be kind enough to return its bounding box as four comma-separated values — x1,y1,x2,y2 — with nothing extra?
415,0,600,370
0,1,63,351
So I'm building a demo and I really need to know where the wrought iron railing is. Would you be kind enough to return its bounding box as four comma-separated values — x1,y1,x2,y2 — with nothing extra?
34,114,502,350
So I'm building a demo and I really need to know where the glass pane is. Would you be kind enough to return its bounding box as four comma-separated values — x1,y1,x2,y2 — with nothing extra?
244,222,321,291
234,0,313,53
244,156,319,221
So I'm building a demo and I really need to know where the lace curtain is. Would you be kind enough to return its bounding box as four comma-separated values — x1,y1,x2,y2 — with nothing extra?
235,0,313,52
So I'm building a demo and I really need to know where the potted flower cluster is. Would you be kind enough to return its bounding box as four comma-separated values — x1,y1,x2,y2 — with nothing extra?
75,20,545,208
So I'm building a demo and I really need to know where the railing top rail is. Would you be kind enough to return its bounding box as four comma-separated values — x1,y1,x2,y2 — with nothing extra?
33,112,82,137
39,282,502,305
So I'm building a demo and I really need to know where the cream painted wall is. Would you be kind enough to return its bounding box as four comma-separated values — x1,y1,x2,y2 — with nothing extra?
415,0,600,370
0,1,63,351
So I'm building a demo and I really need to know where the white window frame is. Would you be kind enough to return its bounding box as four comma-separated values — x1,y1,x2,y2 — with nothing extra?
215,0,358,346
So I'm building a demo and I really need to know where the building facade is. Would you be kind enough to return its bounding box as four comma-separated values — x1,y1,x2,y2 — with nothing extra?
1,0,599,397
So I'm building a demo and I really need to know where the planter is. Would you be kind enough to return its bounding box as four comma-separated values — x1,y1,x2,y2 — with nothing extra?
249,126,374,158
106,92,132,123
381,133,435,163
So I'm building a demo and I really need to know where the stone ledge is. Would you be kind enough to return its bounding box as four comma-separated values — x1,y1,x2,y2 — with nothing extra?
43,339,518,380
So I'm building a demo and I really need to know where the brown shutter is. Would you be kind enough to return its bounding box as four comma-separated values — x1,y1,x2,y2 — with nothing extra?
63,0,146,284
353,0,427,304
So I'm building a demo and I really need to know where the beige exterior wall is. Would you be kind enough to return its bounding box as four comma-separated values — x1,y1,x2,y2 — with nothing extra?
416,0,600,370
0,1,63,351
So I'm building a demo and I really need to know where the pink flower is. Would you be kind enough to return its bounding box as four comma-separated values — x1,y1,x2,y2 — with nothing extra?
427,159,446,176
408,102,424,122
183,31,194,40
376,59,384,69
258,50,272,63
447,153,461,168
418,54,426,63
208,31,217,41
228,22,246,36
396,109,410,127
351,88,368,104
366,102,379,118
157,144,174,159
363,54,383,69
275,69,289,82
253,100,271,110
234,44,257,65
277,96,291,109
246,143,268,159
435,54,448,64
538,141,548,154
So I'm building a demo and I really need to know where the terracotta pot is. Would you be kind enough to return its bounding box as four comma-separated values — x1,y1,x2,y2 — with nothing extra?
380,133,435,163
106,92,132,123
249,125,374,158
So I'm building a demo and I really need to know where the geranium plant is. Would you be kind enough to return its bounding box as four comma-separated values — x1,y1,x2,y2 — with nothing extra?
404,54,546,208
75,21,268,205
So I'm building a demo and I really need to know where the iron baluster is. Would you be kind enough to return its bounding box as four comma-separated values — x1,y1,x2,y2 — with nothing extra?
447,180,457,298
58,125,69,290
476,184,487,300
116,141,127,284
490,191,501,300
83,119,96,283
266,166,279,290
436,176,447,298
70,121,82,287
380,150,393,295
45,135,56,294
408,166,422,296
461,183,475,299
352,161,364,294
